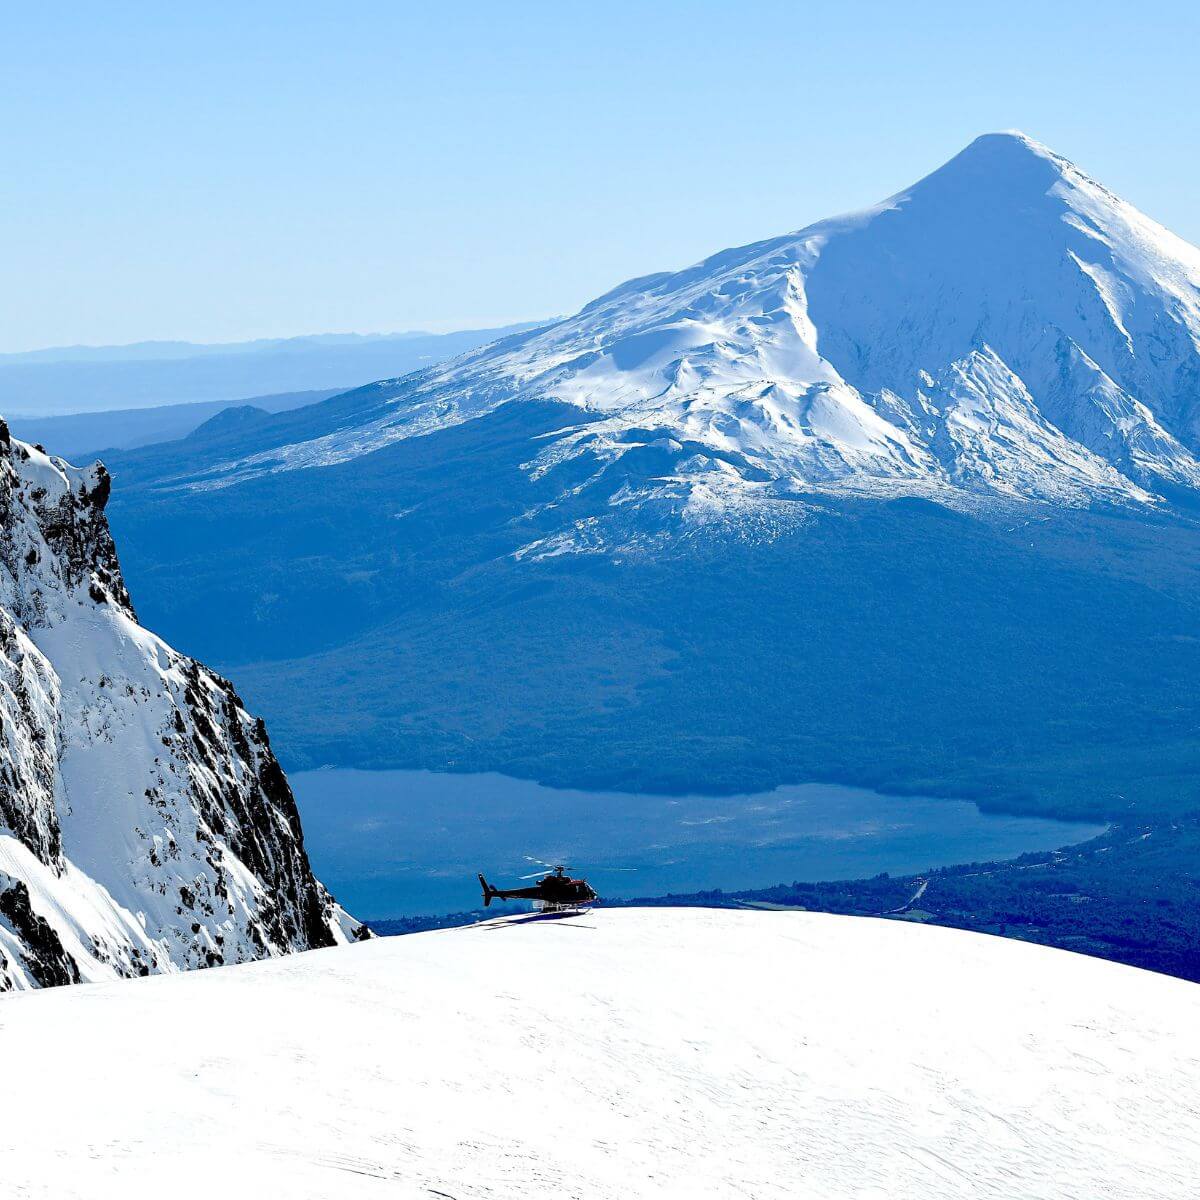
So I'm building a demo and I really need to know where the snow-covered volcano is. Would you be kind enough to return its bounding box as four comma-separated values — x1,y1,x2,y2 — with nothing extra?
1,909,1196,1198
0,422,362,990
166,132,1200,554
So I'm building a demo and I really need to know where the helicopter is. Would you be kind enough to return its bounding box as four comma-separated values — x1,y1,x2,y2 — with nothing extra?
478,859,599,913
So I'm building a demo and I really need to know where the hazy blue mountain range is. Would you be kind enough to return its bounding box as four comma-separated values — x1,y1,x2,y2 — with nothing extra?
6,389,340,460
0,323,545,417
99,134,1200,825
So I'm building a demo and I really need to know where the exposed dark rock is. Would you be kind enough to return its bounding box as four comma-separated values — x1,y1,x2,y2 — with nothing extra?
0,877,79,989
0,429,363,989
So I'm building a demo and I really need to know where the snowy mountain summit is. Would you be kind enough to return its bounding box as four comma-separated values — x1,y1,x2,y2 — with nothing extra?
0,422,362,990
182,132,1200,553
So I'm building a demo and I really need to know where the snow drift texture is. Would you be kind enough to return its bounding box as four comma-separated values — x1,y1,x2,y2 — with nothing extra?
2,908,1197,1198
174,132,1200,555
0,421,361,991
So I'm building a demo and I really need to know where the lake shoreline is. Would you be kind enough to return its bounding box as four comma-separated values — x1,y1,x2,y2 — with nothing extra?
291,767,1106,921
283,757,1103,826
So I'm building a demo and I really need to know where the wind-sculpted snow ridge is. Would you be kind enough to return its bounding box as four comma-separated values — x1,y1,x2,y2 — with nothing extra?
0,422,364,990
179,131,1200,553
1,909,1197,1198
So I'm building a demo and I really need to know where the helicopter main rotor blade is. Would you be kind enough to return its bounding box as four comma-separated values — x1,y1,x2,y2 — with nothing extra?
516,863,634,879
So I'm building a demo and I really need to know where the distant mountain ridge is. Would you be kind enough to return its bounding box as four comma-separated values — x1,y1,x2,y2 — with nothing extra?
0,330,454,365
0,321,546,417
6,389,341,461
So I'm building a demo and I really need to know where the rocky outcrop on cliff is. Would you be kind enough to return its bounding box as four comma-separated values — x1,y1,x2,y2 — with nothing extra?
0,422,364,991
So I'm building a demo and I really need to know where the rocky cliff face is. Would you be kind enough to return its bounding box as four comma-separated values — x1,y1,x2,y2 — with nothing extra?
0,421,364,991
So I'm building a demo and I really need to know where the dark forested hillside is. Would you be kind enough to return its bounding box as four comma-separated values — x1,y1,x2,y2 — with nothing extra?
105,395,1200,826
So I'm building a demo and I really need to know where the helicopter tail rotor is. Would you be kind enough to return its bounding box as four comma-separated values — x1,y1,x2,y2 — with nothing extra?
478,873,498,907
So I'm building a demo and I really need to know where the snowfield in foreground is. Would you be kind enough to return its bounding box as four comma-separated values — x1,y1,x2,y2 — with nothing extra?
2,908,1198,1198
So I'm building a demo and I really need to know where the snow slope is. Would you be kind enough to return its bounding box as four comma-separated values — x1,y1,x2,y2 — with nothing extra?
1,909,1196,1198
159,132,1200,555
0,422,362,990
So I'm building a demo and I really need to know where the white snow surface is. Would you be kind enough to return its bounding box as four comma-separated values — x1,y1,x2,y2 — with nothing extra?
0,431,360,991
186,133,1200,552
1,908,1196,1198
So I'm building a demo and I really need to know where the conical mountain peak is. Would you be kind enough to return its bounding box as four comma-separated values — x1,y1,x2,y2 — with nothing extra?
136,134,1200,527
901,130,1075,207
961,129,1056,160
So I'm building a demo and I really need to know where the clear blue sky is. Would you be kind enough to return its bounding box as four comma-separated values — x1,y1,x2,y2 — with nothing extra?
4,1,1199,352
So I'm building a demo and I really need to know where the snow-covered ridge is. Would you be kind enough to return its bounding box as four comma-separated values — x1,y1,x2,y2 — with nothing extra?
2,909,1196,1198
179,132,1200,553
0,422,363,991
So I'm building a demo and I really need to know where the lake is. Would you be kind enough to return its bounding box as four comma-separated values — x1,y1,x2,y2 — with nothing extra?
289,768,1106,918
